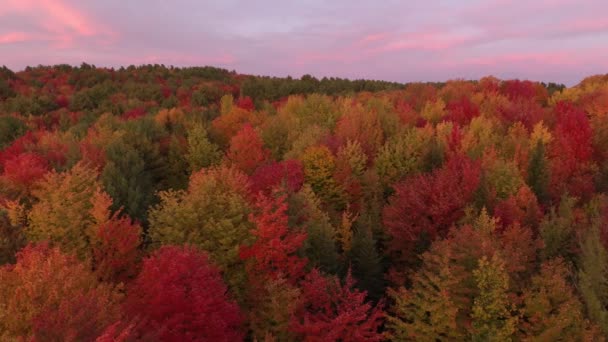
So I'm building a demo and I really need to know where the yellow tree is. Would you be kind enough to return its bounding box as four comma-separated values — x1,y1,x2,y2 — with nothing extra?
27,162,101,260
148,165,253,298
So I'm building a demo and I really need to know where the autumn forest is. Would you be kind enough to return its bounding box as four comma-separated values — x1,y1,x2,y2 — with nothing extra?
2,64,608,341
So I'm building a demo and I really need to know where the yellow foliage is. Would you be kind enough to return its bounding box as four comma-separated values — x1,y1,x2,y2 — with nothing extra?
530,121,552,146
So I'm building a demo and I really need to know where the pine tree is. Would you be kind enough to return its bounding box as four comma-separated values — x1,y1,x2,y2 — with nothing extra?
288,185,341,275
349,224,384,301
528,141,550,205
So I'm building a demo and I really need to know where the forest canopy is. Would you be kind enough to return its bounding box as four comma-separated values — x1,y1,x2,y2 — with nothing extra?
3,63,608,341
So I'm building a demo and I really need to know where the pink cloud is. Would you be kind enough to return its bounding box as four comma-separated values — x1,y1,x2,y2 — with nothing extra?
0,32,31,44
1,0,116,48
357,33,389,45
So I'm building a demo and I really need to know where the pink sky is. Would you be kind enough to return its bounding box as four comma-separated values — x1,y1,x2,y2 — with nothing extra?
1,0,607,85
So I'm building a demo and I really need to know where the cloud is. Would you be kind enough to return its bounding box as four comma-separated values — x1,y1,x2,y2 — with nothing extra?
0,32,31,44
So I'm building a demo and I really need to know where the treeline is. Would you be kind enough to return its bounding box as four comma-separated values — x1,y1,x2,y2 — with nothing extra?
1,64,607,341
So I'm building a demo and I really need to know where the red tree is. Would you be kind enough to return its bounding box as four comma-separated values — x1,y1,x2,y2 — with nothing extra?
240,193,307,283
493,186,543,231
290,269,384,342
0,152,49,195
549,101,595,200
249,159,304,195
124,246,244,342
226,124,270,175
236,96,255,111
445,96,479,126
383,155,481,270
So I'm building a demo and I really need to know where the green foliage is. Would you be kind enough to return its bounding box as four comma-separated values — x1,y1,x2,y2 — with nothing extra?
185,122,222,172
0,115,26,149
539,196,577,261
578,221,608,334
288,185,341,275
528,141,551,204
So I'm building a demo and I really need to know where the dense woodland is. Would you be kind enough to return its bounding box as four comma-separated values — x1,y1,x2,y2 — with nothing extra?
1,63,608,341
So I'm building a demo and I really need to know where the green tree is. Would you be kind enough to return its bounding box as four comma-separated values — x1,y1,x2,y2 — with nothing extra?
578,221,608,334
288,185,341,275
528,141,550,204
185,122,222,172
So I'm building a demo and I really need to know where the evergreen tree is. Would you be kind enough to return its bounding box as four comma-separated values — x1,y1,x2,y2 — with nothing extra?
528,141,550,205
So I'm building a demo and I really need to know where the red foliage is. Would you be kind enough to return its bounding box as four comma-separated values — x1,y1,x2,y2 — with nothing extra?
249,159,304,195
56,95,69,108
1,152,49,192
493,186,543,231
236,96,255,111
93,214,142,283
122,107,146,120
240,193,307,283
383,155,481,263
445,96,479,126
226,123,270,175
31,289,120,342
124,246,244,342
501,79,548,103
549,101,595,200
0,131,37,169
498,98,545,128
290,269,384,342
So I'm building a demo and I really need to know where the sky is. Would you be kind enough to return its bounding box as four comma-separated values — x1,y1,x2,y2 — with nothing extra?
1,0,607,86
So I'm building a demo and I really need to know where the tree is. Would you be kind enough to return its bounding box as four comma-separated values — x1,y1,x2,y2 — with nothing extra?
387,241,466,341
300,145,345,208
27,162,101,260
89,191,142,283
0,244,121,340
349,224,385,301
101,127,164,223
471,254,518,342
383,155,481,271
578,221,608,334
226,123,270,175
335,103,384,159
528,140,551,205
521,258,598,340
493,185,542,231
148,165,253,298
539,196,579,261
290,269,384,341
250,159,304,196
288,185,341,274
549,101,596,200
124,246,244,341
0,152,49,198
185,122,222,172
240,193,307,283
